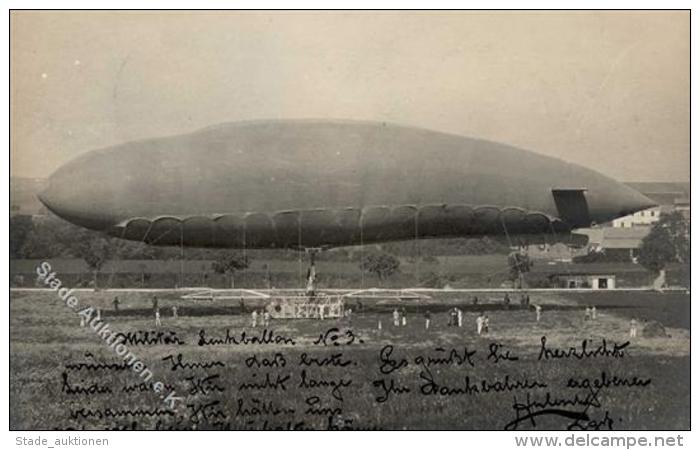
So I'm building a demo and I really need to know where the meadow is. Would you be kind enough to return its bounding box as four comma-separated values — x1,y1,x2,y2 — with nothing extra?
9,289,690,430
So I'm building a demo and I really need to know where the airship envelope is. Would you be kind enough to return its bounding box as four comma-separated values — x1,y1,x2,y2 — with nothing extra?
38,120,656,249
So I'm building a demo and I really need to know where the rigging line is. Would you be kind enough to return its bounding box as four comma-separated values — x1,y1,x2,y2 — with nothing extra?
360,208,364,289
414,207,419,287
141,220,155,243
129,220,169,289
547,218,575,282
179,222,184,289
242,215,247,290
297,212,302,287
500,211,524,290
105,224,130,290
144,228,176,247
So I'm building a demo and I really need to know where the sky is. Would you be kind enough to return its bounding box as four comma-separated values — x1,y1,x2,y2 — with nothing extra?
10,11,689,182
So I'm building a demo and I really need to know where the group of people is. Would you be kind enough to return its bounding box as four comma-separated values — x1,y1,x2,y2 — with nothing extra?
109,293,618,336
386,307,491,335
502,293,531,306
251,309,272,328
629,318,638,337
384,297,546,332
391,308,408,327
447,307,463,327
141,293,543,332
476,312,490,335
584,305,598,321
147,296,178,327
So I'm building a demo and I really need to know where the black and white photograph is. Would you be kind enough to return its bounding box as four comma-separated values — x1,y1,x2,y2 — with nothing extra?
5,6,694,442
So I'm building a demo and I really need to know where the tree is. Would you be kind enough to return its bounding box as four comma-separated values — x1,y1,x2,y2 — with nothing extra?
70,232,113,290
18,216,74,258
360,253,400,281
638,211,689,273
507,252,532,289
9,215,34,258
211,252,250,288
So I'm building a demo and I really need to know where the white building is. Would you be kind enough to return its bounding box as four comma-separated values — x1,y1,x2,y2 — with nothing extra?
611,207,663,228
550,273,616,289
611,183,689,228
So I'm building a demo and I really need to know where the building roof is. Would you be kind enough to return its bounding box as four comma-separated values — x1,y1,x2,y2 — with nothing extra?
548,272,616,277
602,227,649,249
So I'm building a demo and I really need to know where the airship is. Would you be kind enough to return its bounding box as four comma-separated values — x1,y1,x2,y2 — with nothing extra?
38,119,655,250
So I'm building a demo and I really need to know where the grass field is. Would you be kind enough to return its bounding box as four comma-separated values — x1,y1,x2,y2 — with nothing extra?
9,289,690,430
11,257,689,289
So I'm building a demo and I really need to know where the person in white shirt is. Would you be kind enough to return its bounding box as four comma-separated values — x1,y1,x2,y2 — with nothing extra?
393,309,400,327
251,310,258,328
476,314,484,335
457,308,463,327
535,304,542,322
155,309,162,327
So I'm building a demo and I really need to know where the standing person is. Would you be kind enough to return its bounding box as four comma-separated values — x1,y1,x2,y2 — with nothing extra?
305,264,317,298
172,305,178,318
476,313,484,335
472,296,479,305
251,310,258,328
424,310,431,330
239,298,246,314
584,306,592,321
483,314,490,334
393,308,400,327
448,308,456,326
152,295,159,313
319,305,325,321
263,310,271,327
525,294,531,306
535,304,542,322
155,309,162,327
630,319,638,338
591,306,597,320
113,296,120,311
504,293,510,305
457,308,463,327
401,307,407,327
